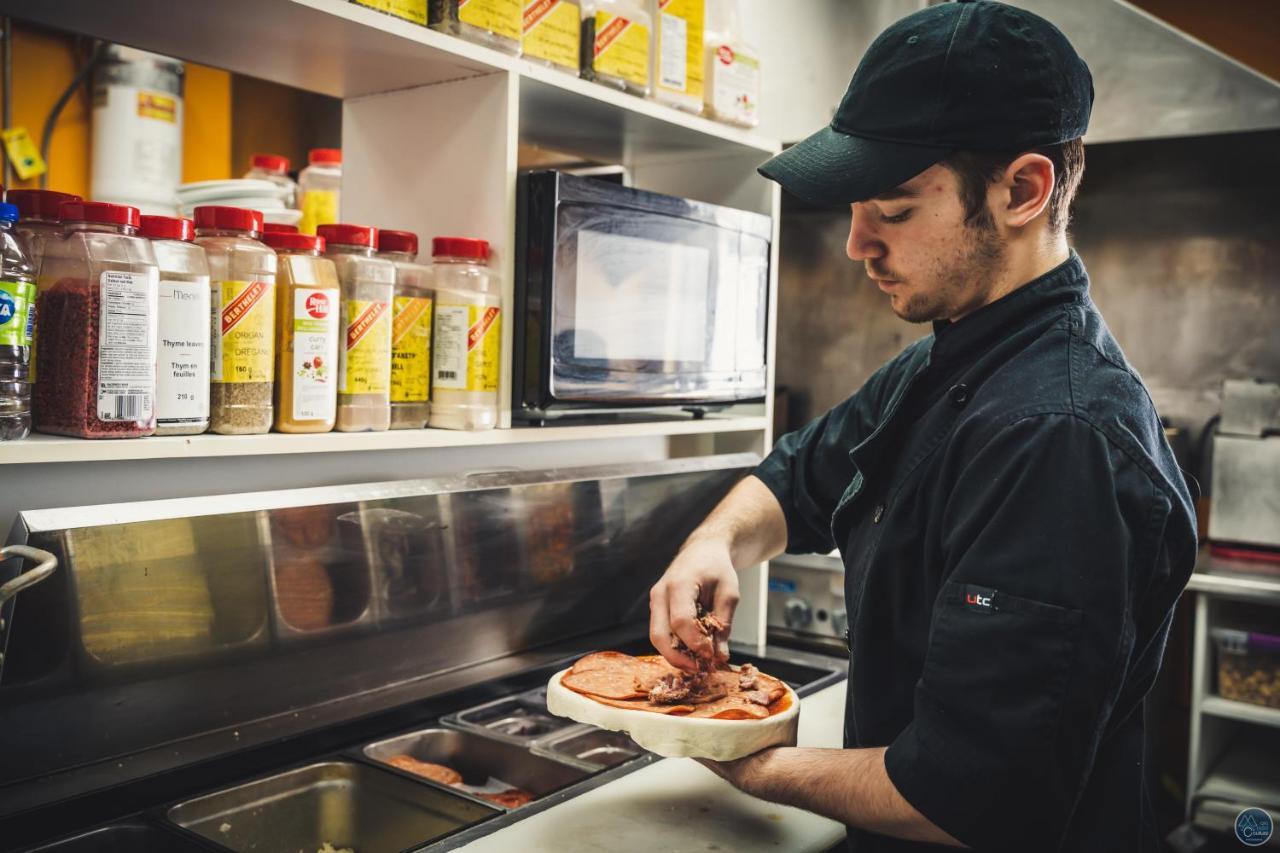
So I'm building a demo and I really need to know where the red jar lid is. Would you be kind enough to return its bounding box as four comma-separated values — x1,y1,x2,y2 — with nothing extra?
377,229,418,256
193,205,264,234
263,231,325,253
317,223,376,248
139,215,195,242
9,189,81,222
251,153,290,173
432,237,490,261
59,201,141,228
263,222,299,234
309,148,342,165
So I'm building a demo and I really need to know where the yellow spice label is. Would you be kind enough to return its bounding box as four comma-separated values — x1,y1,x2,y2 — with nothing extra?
459,0,522,41
212,280,275,384
340,298,391,395
655,0,704,99
433,304,500,393
523,0,580,70
391,296,432,403
299,189,339,236
593,12,650,87
353,0,427,25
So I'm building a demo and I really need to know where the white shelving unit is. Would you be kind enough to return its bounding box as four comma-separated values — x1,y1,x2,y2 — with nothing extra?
1184,552,1280,828
0,0,783,643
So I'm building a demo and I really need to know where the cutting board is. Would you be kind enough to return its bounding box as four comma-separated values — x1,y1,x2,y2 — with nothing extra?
457,679,848,852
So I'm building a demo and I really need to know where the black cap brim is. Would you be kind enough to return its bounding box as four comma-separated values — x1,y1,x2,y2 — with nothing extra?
758,125,951,206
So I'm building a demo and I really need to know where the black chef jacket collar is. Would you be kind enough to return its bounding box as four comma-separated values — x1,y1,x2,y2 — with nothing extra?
928,250,1087,368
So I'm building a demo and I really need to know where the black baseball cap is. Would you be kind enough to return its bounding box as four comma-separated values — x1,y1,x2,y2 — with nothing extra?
759,0,1093,206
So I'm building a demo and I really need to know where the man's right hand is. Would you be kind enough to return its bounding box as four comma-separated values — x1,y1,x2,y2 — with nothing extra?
649,538,739,672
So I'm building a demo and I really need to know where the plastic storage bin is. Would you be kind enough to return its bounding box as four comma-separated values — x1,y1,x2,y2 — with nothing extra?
1213,627,1280,709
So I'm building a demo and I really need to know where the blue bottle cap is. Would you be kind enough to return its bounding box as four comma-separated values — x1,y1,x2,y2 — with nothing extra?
0,203,18,223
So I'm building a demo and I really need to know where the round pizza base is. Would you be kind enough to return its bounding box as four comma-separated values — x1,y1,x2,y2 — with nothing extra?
545,668,800,761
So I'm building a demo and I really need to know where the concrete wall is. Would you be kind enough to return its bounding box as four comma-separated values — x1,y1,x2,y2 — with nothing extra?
774,131,1280,456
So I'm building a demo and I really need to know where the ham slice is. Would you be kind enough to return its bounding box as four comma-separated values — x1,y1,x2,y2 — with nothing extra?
560,652,787,720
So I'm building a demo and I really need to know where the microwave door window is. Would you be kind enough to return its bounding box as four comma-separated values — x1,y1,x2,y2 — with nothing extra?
573,229,710,365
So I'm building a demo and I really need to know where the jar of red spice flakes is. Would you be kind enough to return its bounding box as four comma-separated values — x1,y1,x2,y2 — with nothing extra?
34,201,159,438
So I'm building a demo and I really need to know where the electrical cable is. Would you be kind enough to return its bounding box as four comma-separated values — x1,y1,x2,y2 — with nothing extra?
38,40,105,190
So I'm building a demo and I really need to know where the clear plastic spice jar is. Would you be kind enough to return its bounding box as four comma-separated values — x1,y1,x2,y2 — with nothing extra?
652,0,705,114
430,0,523,55
298,149,341,236
243,153,298,209
9,189,81,276
140,215,211,436
318,224,394,432
429,237,501,431
195,205,277,435
266,230,340,434
0,203,37,441
522,0,581,73
377,229,433,430
34,201,159,439
581,0,652,96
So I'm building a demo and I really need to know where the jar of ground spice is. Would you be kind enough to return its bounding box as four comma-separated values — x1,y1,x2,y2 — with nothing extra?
318,224,394,433
265,230,339,434
34,201,159,439
376,229,433,430
195,206,277,435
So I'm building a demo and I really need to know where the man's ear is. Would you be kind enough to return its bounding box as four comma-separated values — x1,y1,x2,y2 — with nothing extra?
995,153,1055,228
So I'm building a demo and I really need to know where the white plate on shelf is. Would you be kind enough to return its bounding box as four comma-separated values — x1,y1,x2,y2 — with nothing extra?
176,179,290,205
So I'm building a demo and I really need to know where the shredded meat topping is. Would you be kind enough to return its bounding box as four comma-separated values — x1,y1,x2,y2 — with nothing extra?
738,663,758,690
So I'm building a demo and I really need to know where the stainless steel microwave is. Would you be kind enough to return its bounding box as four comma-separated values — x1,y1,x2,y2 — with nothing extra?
514,171,771,421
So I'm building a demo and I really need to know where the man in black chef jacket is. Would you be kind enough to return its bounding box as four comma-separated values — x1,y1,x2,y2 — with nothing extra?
647,2,1198,851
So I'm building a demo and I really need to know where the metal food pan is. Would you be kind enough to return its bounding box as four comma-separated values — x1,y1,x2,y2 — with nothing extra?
22,820,217,853
166,760,496,853
355,497,459,627
362,726,590,808
263,505,377,643
441,686,586,746
532,728,645,771
64,514,271,677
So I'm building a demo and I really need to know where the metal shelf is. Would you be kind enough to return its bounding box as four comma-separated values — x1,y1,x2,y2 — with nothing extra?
1201,696,1280,730
0,416,769,465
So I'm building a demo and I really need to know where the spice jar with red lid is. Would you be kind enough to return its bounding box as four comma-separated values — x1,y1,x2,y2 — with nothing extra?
195,205,278,435
266,229,339,434
429,236,501,431
141,215,211,436
319,223,394,432
34,201,159,438
8,189,81,275
376,229,433,430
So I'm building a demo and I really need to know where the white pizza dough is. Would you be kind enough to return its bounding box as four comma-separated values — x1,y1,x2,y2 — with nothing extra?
545,668,800,761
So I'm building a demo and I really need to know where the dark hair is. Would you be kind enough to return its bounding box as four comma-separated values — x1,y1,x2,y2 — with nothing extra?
942,138,1085,234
